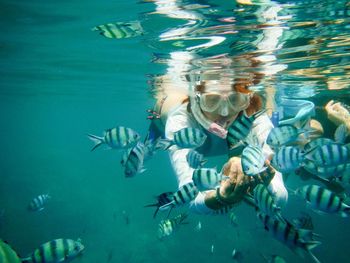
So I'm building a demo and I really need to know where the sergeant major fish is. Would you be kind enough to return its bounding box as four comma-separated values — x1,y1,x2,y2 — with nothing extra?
122,142,146,177
296,184,350,217
159,182,199,210
158,213,188,239
186,149,207,169
21,238,84,263
28,194,51,212
271,145,304,173
304,143,350,167
192,168,228,191
227,110,266,149
241,145,266,176
88,126,140,151
266,124,305,148
92,21,143,39
257,212,321,263
157,128,207,150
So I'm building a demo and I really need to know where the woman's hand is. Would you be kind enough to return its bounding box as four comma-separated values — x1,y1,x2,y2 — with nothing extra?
325,100,350,132
219,157,276,204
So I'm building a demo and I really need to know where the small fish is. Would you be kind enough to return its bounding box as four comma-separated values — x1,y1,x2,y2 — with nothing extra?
194,221,202,232
253,184,284,222
144,192,174,218
192,168,228,191
227,110,265,149
257,212,321,263
304,143,350,167
186,150,207,169
28,194,51,212
122,210,130,225
296,185,350,217
266,124,304,147
211,244,214,254
241,145,266,176
158,213,188,239
271,146,303,173
88,126,140,151
159,182,199,210
157,128,207,150
21,238,84,263
303,137,334,152
229,212,238,227
92,21,143,39
123,142,146,177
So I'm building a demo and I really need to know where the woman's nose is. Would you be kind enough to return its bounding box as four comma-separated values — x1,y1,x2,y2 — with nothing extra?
218,102,229,116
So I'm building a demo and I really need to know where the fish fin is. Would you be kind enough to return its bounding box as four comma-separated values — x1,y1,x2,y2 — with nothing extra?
298,228,320,241
87,134,104,151
334,124,348,143
154,139,173,150
307,250,322,263
200,159,208,167
159,201,175,211
139,168,147,174
144,203,158,208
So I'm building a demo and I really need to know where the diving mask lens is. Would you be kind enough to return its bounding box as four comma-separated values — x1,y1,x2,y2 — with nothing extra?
198,92,250,113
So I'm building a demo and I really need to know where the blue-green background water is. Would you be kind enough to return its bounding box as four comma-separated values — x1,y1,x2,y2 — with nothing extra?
1,0,350,262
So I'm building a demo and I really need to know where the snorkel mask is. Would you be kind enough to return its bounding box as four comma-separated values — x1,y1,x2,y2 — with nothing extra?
189,68,252,139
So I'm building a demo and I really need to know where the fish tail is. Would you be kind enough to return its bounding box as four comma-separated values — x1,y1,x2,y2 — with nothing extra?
87,134,104,151
154,139,173,150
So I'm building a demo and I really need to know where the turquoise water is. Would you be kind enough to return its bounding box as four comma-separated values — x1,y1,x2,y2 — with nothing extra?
0,0,350,262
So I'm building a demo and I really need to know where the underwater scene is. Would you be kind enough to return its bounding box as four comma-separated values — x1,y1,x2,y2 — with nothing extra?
1,0,350,262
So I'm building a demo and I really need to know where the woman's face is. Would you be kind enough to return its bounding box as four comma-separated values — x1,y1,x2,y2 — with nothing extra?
197,82,251,126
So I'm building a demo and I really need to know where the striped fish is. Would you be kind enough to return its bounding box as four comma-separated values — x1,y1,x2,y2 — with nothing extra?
21,238,84,263
92,21,143,39
304,143,350,167
28,194,51,212
159,128,207,149
122,142,146,177
253,184,284,222
186,150,207,169
192,168,228,191
257,212,321,263
296,184,350,217
241,145,266,176
227,110,265,149
271,146,304,173
302,159,350,177
144,192,174,218
303,137,334,152
212,204,235,215
88,126,140,151
159,182,199,210
158,213,188,239
266,124,304,148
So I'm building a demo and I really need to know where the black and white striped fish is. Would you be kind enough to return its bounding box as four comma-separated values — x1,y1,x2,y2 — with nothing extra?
304,143,350,167
21,238,84,263
157,128,207,150
186,149,207,169
88,126,140,151
212,204,235,215
92,21,143,39
28,194,51,212
241,145,266,176
303,137,334,152
271,146,304,173
266,124,304,148
257,212,321,263
144,192,174,218
303,158,350,177
159,182,199,210
253,184,284,222
296,184,350,217
192,168,228,191
227,110,265,149
158,213,188,239
122,142,146,177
